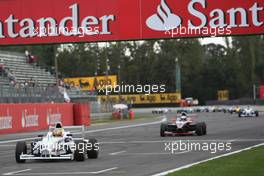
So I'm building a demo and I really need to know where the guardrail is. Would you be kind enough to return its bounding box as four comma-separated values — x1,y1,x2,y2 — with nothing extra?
206,99,264,105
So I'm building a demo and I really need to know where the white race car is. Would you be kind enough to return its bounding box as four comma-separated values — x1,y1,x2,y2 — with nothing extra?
15,124,99,163
238,107,259,117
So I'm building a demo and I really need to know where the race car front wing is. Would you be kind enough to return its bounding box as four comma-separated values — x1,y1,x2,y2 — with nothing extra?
20,154,74,160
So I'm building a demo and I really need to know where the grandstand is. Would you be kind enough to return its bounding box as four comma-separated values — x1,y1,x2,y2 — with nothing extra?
0,51,63,103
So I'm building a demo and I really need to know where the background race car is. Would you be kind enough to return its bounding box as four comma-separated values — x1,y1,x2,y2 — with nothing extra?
160,114,207,137
238,107,259,117
152,108,170,114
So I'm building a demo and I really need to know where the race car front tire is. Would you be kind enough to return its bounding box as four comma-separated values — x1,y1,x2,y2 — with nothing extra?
201,122,207,135
196,123,205,136
87,138,99,159
160,123,167,137
74,141,86,161
15,141,27,163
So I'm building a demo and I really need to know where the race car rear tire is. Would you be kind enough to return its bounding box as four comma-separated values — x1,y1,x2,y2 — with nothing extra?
87,138,99,159
74,141,85,161
15,141,27,163
195,123,204,136
256,111,259,117
160,123,167,137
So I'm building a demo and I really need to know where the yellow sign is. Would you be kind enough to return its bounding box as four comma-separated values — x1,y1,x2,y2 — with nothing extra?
217,90,229,101
64,75,117,91
98,93,181,104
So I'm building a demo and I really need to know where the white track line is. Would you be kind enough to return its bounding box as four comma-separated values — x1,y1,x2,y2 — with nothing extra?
116,151,190,156
91,167,118,174
3,169,32,176
0,120,162,144
152,143,264,176
109,150,126,155
0,144,15,147
0,151,14,155
0,137,41,144
1,137,261,145
84,120,162,134
100,139,263,144
4,167,118,175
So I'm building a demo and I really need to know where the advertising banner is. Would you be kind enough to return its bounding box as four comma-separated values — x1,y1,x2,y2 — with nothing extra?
0,0,263,45
217,90,229,101
98,93,181,104
0,103,74,134
64,75,117,91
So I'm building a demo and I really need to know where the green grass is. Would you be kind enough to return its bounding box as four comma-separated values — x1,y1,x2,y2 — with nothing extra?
91,113,157,124
168,146,264,176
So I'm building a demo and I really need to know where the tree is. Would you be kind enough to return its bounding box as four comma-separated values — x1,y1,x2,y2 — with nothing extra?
1,34,263,103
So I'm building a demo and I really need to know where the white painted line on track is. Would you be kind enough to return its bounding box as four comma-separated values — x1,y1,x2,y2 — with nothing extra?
0,151,13,156
3,167,118,175
84,120,162,134
115,151,189,156
0,137,41,144
151,143,264,176
0,144,15,147
2,169,32,176
100,138,264,144
0,119,163,144
109,150,126,155
1,137,260,145
91,167,118,174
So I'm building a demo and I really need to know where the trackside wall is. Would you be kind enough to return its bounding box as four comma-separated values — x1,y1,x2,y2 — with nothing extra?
0,103,89,134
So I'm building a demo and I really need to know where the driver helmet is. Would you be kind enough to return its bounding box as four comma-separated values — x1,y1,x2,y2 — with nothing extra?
53,123,64,137
181,112,187,116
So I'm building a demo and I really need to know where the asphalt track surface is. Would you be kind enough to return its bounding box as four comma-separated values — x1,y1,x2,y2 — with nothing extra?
0,112,264,176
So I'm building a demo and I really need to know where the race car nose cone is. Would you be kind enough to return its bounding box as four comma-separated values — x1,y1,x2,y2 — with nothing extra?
41,149,50,155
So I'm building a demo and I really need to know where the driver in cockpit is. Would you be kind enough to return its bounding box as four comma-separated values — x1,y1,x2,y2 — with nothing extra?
52,123,64,137
180,112,188,121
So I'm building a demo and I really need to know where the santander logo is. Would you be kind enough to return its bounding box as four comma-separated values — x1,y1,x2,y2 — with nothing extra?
0,3,115,39
146,0,263,31
146,0,181,31
21,109,39,128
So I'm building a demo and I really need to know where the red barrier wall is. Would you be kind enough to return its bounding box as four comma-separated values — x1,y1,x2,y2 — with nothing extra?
260,86,264,100
73,104,90,126
0,103,74,134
